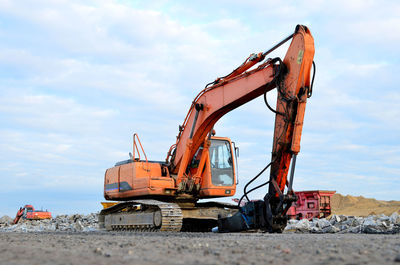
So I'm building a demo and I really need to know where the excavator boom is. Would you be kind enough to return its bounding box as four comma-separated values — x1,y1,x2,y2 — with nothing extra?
169,25,314,200
216,25,315,232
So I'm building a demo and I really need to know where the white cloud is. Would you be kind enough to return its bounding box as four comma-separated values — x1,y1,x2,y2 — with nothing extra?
0,0,400,216
0,93,117,133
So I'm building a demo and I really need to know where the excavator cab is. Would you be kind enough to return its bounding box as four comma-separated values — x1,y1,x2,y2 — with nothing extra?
198,136,237,198
209,139,235,186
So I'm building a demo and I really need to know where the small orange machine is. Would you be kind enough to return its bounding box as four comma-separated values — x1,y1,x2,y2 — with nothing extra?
13,205,52,224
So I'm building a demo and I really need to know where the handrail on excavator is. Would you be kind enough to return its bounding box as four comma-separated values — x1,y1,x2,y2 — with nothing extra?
132,133,148,163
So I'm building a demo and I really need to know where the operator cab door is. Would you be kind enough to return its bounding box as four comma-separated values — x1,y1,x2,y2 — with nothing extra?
209,140,234,186
199,137,237,198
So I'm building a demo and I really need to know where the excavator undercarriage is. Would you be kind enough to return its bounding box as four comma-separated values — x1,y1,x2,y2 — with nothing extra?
99,199,238,232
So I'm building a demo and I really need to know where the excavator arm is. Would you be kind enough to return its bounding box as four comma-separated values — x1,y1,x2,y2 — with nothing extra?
13,207,24,224
167,25,315,232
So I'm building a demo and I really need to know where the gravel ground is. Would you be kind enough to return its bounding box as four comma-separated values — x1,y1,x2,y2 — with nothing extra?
1,231,400,265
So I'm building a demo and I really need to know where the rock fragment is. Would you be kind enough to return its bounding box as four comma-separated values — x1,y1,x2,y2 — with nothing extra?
390,212,400,225
317,219,331,229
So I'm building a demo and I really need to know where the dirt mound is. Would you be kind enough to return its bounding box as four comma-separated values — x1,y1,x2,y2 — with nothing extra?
331,193,400,216
0,215,13,225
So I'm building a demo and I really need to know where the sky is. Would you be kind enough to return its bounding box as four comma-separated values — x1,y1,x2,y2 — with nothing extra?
1,0,399,216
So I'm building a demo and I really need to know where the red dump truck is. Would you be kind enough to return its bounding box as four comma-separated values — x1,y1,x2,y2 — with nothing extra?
13,205,52,224
287,190,336,220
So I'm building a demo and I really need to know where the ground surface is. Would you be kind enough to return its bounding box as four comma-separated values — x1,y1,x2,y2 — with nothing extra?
1,232,400,265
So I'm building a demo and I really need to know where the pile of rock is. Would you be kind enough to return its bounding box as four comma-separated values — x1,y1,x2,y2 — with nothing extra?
0,213,98,233
1,212,399,234
284,212,400,234
0,215,13,227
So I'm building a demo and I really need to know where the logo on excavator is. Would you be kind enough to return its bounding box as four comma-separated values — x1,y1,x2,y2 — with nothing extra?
297,50,304,64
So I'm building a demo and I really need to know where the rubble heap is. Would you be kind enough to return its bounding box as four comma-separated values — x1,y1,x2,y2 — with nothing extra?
0,213,98,232
1,212,399,234
285,212,400,234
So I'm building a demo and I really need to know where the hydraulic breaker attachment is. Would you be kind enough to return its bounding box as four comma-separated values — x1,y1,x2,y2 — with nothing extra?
214,192,297,233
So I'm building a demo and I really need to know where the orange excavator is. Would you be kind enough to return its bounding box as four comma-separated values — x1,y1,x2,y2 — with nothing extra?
99,25,315,233
13,205,52,224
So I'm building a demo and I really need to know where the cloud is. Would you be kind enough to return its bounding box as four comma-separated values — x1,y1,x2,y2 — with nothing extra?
0,0,400,216
0,93,117,133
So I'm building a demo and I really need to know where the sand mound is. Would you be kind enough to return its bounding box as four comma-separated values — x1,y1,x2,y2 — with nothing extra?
331,193,400,216
0,215,13,225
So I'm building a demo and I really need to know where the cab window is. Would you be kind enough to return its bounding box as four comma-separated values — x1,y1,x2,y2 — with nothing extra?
209,140,234,186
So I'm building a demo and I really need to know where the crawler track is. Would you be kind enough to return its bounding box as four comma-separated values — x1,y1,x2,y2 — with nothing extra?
99,200,183,232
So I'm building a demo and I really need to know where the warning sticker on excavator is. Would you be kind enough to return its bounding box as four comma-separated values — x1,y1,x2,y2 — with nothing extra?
297,50,304,64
